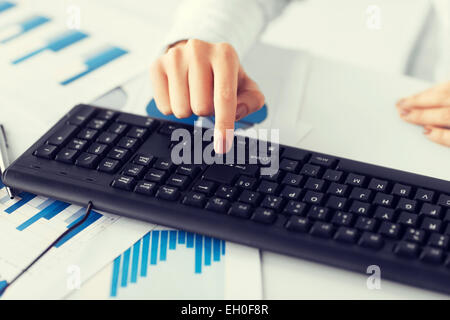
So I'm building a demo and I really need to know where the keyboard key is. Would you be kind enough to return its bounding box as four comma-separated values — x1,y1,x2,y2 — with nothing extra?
335,227,358,244
420,247,443,264
327,183,348,196
414,188,435,203
421,217,442,233
176,164,200,178
397,198,417,213
345,173,366,187
359,232,384,250
67,107,95,126
133,154,155,166
303,190,324,205
214,185,238,200
55,148,79,164
228,202,252,219
251,208,277,224
205,197,230,213
235,175,257,190
238,190,261,206
144,168,168,184
257,180,279,194
281,173,303,187
47,125,78,146
156,185,180,201
127,126,148,140
355,217,377,232
349,200,371,216
279,185,302,200
310,222,334,238
97,158,121,173
310,154,337,168
96,132,119,145
379,221,401,239
202,164,239,185
117,137,139,151
325,195,347,210
391,183,412,198
322,169,343,182
192,180,216,195
428,233,449,249
167,174,191,190
261,195,284,211
368,178,388,192
77,128,98,141
307,206,330,221
262,170,283,182
87,118,107,130
404,228,426,244
299,164,320,177
122,164,145,179
67,138,87,151
397,211,418,227
279,159,299,172
304,177,325,191
107,147,130,162
437,194,450,208
108,123,129,135
34,144,58,159
285,216,311,232
281,148,309,162
419,203,442,219
111,175,135,191
97,110,117,120
116,113,157,128
75,152,100,169
349,187,372,202
87,143,108,156
395,241,420,259
372,192,394,207
134,181,156,196
233,164,259,177
373,207,396,221
159,123,179,135
283,201,307,216
182,192,206,208
331,211,353,226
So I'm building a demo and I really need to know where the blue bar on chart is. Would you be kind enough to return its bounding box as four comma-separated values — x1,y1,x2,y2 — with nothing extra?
4,192,36,213
64,207,86,224
0,1,15,14
60,45,128,85
12,30,88,64
169,230,177,250
54,210,102,247
1,15,51,44
16,200,69,230
0,178,4,189
110,229,227,297
35,198,54,210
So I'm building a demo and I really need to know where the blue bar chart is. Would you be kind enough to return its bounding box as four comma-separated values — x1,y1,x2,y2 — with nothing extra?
1,15,51,43
110,229,226,297
0,1,15,14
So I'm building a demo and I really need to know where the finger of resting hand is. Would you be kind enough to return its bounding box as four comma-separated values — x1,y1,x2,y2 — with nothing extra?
425,126,450,147
400,106,450,127
150,62,171,115
188,59,214,116
165,52,192,118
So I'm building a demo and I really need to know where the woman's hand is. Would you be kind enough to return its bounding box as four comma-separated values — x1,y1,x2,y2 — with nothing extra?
396,82,450,147
150,39,265,153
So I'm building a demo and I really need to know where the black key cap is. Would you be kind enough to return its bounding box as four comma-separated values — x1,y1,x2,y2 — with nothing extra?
303,190,324,205
279,159,299,172
404,228,426,244
55,148,79,164
167,174,191,190
107,147,130,162
391,183,412,198
349,187,372,202
67,138,87,151
87,118,107,130
134,181,156,196
144,168,168,183
111,175,136,191
322,169,343,182
283,201,307,216
299,163,320,177
182,192,206,208
420,203,442,219
359,232,384,250
96,132,119,145
281,173,303,187
335,227,358,244
368,178,388,192
156,185,180,201
97,158,121,173
421,217,442,233
261,195,284,211
205,197,229,213
397,211,418,227
307,206,330,221
77,128,98,141
192,179,217,195
75,152,99,169
309,154,337,168
176,164,200,178
256,180,279,194
133,154,155,166
215,185,238,200
325,195,347,210
263,170,283,183
251,207,277,224
108,123,129,135
355,217,377,232
233,164,259,177
279,185,302,200
87,143,108,156
372,192,394,207
414,188,435,203
159,123,179,135
235,176,257,190
396,198,417,212
47,125,78,146
34,144,58,159
331,211,353,226
67,107,95,126
202,164,239,185
281,148,309,162
285,216,311,232
438,194,450,208
373,207,396,221
122,164,145,179
394,241,420,259
345,173,366,187
97,110,117,120
228,202,252,219
379,221,401,239
327,183,348,196
117,137,139,151
127,126,148,140
238,190,261,206
420,247,443,264
310,222,334,238
304,177,325,191
116,113,157,128
428,233,449,249
349,200,371,216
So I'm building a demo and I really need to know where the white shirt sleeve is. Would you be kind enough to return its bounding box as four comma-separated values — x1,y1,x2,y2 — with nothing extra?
162,0,291,59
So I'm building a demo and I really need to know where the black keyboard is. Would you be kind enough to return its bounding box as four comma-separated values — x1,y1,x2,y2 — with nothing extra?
4,104,450,294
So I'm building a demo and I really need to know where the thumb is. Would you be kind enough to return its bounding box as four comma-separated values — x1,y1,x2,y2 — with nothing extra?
235,68,265,121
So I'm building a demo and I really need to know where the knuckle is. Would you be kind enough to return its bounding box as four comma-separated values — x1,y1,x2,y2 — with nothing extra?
215,42,238,62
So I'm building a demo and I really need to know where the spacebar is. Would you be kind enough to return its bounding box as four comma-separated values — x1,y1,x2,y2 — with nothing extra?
202,164,240,185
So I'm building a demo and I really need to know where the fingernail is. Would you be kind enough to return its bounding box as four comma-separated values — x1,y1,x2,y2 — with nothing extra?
423,127,432,135
400,109,410,117
397,98,407,107
235,104,248,120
